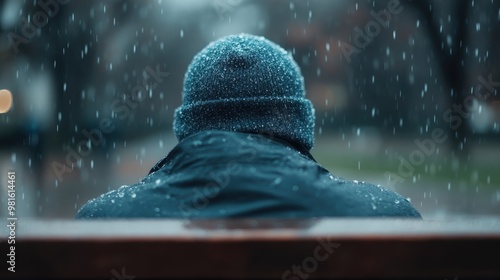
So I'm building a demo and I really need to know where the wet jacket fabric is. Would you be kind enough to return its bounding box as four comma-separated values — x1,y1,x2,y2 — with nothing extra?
76,131,421,219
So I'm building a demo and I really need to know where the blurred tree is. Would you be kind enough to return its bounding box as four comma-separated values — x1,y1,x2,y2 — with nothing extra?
409,0,472,158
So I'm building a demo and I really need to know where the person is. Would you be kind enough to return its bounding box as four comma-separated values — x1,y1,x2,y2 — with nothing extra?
76,34,421,219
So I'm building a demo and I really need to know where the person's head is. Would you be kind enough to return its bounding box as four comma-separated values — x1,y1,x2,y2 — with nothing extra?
173,33,315,150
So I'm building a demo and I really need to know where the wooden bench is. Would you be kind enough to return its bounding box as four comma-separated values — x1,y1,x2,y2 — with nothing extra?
1,219,500,279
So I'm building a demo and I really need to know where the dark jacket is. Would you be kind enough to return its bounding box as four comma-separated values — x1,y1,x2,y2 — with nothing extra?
76,131,421,219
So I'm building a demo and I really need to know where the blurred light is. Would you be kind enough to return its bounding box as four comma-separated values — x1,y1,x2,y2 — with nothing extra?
0,89,13,113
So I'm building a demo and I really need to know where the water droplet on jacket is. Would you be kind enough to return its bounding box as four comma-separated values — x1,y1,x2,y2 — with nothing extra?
131,193,137,198
111,199,115,203
154,207,160,212
118,192,125,198
192,140,203,147
155,179,161,185
274,177,282,185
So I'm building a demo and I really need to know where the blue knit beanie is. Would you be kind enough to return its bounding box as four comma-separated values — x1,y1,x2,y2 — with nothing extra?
173,33,315,150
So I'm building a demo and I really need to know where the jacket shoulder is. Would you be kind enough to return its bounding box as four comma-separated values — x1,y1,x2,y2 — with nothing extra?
322,177,422,218
75,195,108,219
75,182,152,219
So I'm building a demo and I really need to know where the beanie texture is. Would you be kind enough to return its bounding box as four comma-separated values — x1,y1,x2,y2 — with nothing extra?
173,33,315,150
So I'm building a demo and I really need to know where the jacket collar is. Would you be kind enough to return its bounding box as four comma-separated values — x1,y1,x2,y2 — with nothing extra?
148,130,316,175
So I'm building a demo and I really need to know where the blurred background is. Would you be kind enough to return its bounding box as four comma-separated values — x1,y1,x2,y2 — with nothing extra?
0,0,499,219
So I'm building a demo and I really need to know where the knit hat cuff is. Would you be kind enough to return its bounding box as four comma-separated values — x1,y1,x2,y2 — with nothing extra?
174,97,315,150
